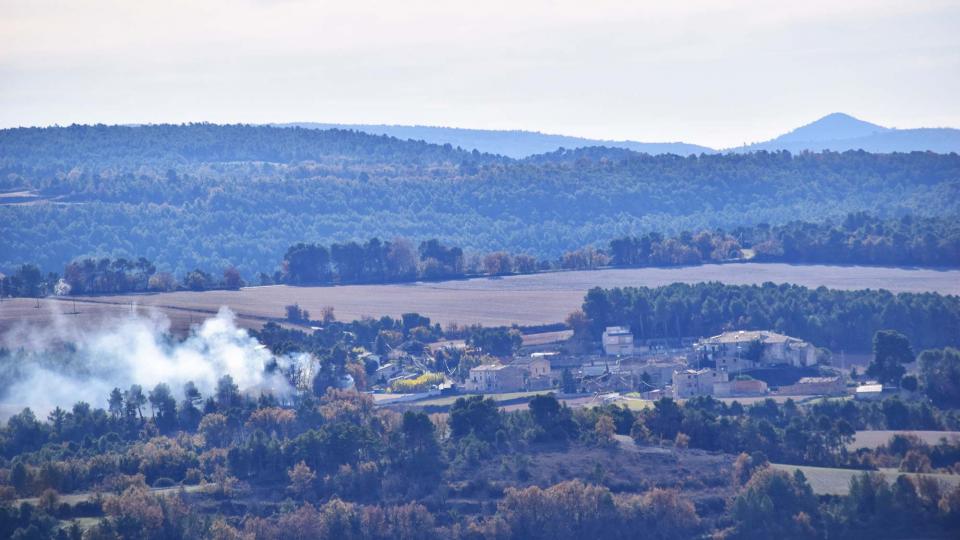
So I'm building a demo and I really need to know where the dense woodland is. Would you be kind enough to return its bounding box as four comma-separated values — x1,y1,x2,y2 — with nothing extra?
3,213,959,298
3,389,960,539
576,282,960,352
606,214,960,268
2,125,959,276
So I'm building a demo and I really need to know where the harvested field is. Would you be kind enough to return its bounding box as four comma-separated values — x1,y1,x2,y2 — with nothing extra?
770,464,960,495
0,297,289,336
16,484,203,507
390,391,647,413
522,329,574,346
3,263,956,336
384,391,552,412
847,430,960,450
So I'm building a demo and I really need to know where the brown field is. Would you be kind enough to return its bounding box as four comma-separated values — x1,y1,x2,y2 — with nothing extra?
0,297,286,336
847,430,960,450
771,464,960,495
2,263,958,336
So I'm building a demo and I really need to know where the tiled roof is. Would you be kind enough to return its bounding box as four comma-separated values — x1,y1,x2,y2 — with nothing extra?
797,376,841,384
702,330,798,345
603,326,632,335
471,364,509,372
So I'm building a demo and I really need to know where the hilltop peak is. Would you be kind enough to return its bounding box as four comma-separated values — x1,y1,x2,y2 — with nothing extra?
776,112,889,143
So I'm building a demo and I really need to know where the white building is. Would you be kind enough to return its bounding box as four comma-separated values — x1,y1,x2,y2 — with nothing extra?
855,383,884,400
602,326,635,356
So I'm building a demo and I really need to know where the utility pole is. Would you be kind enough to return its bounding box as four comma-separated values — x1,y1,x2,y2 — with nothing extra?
736,344,742,378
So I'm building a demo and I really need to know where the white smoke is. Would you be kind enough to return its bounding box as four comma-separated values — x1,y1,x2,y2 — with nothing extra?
0,306,306,418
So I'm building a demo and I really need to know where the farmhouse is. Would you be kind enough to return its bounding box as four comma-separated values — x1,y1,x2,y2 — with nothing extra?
545,353,582,373
581,366,635,393
465,363,524,392
509,355,553,390
714,377,769,397
602,326,635,356
672,368,727,399
465,355,554,393
374,362,402,382
780,376,845,396
697,330,817,368
631,359,687,388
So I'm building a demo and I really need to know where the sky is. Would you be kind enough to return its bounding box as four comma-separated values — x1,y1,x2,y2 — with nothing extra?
1,0,958,148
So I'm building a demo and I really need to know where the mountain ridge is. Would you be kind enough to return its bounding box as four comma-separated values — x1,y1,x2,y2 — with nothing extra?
729,113,960,154
278,114,960,156
273,122,714,158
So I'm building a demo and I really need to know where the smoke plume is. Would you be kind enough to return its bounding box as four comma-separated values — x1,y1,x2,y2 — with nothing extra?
0,306,302,419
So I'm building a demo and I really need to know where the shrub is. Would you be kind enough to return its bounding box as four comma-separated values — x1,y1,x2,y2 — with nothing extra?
152,477,176,488
390,373,445,393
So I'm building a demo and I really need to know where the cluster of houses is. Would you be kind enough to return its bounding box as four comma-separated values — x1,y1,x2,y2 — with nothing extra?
452,326,824,398
369,324,896,402
454,327,844,399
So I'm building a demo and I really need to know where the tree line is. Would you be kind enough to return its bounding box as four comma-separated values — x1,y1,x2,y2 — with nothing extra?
0,258,245,297
576,282,960,352
606,213,960,268
280,238,465,284
3,213,958,297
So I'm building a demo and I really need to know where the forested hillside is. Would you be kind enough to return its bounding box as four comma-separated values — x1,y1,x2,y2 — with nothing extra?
277,122,714,158
2,124,959,276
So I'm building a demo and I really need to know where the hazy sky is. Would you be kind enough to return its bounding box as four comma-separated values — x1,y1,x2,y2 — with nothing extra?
1,0,958,148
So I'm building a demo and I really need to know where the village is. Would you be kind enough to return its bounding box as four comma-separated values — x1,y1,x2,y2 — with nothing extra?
362,325,901,408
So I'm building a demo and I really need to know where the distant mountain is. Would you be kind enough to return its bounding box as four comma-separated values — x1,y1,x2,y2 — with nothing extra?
278,114,960,157
775,113,888,142
274,123,714,158
732,113,960,153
